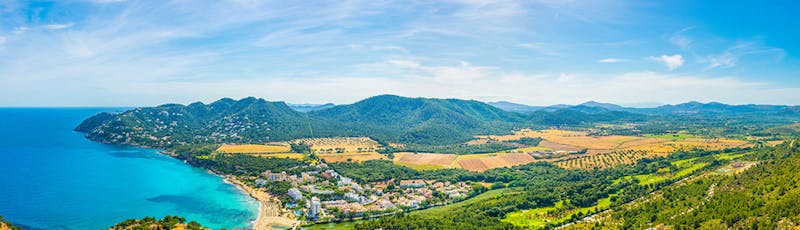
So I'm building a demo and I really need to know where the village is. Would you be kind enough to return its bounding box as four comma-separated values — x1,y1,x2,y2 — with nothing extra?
251,163,474,223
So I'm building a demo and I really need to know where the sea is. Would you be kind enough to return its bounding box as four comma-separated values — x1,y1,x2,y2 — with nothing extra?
0,108,259,230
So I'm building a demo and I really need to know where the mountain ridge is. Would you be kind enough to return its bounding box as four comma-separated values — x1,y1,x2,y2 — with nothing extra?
76,95,800,149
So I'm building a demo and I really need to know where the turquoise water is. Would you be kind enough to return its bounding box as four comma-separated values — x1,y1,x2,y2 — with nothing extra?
0,108,258,229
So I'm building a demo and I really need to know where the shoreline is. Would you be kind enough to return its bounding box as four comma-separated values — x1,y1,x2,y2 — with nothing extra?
161,149,298,230
225,176,298,230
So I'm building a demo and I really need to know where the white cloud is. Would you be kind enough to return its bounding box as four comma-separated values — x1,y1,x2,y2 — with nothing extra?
598,58,626,63
649,54,684,70
12,26,29,35
0,36,6,46
43,23,74,30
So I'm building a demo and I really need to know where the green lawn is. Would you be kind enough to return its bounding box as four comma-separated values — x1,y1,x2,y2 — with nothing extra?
670,157,697,168
502,201,566,228
672,162,708,179
502,193,618,229
413,188,519,217
715,152,746,161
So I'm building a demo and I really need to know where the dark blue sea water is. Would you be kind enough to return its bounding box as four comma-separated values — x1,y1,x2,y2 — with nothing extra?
0,108,258,230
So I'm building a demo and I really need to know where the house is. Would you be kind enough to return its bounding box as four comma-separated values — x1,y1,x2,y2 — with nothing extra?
254,179,268,187
418,188,434,198
399,179,426,188
262,170,288,181
338,177,353,186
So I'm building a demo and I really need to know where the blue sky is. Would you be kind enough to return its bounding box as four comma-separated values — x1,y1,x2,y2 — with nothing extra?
0,0,798,107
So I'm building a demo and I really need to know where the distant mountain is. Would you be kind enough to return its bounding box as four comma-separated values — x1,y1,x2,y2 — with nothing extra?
487,101,544,113
288,103,335,112
488,101,574,113
647,101,791,114
578,101,625,111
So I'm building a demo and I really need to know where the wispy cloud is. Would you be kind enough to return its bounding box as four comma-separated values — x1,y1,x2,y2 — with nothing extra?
43,23,74,30
0,1,798,106
649,54,684,70
668,27,694,50
700,41,786,69
598,58,627,63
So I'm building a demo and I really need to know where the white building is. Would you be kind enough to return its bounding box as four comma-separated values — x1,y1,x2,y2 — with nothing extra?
309,197,322,217
288,188,303,201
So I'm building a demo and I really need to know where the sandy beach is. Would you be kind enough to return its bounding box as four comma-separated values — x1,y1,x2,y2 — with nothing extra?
226,177,298,230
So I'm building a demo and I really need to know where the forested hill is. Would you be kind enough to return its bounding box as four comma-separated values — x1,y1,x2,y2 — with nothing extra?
308,95,525,145
75,95,640,148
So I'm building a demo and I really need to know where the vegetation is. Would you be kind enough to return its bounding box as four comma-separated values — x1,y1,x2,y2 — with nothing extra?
75,95,684,149
70,95,800,229
0,215,21,230
574,140,800,229
109,216,208,230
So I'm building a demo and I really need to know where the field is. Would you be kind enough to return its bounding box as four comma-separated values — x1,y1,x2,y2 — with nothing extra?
217,144,291,153
554,150,666,170
412,188,520,217
481,129,752,170
393,128,750,171
502,193,618,229
456,153,535,172
216,144,304,159
393,152,457,170
391,152,536,172
294,137,379,153
318,152,387,163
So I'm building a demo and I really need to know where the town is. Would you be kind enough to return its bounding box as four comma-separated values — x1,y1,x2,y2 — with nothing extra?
250,163,476,223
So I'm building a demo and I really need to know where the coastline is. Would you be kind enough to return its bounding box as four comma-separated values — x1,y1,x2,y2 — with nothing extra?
225,176,298,230
163,150,298,230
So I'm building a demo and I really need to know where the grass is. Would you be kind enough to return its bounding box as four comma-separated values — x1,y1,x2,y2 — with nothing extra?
715,152,746,160
502,193,618,229
672,162,708,179
412,188,519,217
502,202,565,228
670,157,697,168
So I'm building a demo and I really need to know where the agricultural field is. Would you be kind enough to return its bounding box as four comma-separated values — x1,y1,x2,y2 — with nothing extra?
480,129,752,170
391,152,537,172
456,153,535,172
318,152,386,163
554,150,665,170
294,137,379,153
217,144,291,153
393,152,457,170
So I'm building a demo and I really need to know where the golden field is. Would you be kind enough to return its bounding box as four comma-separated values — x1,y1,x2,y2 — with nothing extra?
475,129,752,170
217,144,291,153
318,152,387,163
293,137,379,153
391,152,537,172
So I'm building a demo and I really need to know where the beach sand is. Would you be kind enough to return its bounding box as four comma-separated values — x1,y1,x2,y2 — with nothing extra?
227,177,298,230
